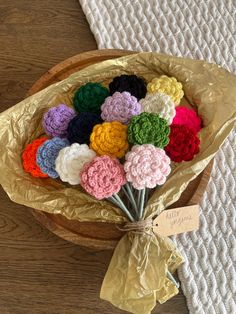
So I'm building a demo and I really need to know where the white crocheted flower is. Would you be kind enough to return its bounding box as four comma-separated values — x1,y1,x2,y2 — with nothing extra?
55,143,96,185
140,92,176,124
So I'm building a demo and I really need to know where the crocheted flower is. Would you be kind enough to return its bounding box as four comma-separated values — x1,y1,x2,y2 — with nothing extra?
55,143,96,185
67,112,102,145
101,91,142,124
90,121,129,158
109,74,147,100
172,106,202,133
165,125,200,162
36,137,69,178
124,144,171,189
80,155,126,199
140,92,176,124
147,75,184,105
128,112,170,148
22,137,49,178
43,104,76,138
73,82,109,114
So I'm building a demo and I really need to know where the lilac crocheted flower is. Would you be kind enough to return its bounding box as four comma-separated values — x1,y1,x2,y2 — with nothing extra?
43,104,76,138
101,92,142,124
36,137,69,178
124,144,171,189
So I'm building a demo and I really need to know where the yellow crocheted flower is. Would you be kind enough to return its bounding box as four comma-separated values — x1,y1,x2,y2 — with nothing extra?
147,75,184,105
90,121,129,158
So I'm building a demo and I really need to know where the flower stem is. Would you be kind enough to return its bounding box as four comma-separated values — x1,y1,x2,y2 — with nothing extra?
145,187,149,206
129,183,134,194
121,187,138,220
108,196,121,207
167,270,180,288
139,188,146,219
121,186,129,198
124,184,139,218
137,189,141,209
113,193,135,222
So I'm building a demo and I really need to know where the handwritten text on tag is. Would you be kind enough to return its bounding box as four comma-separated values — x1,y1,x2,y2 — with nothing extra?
152,205,199,237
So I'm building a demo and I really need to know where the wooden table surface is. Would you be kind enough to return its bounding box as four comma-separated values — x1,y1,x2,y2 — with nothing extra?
0,1,188,313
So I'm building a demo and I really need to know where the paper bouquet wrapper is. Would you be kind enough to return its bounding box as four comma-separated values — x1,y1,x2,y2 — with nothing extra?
1,52,236,314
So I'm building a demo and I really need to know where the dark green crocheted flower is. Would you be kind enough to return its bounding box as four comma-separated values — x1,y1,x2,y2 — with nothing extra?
128,112,170,148
73,82,109,114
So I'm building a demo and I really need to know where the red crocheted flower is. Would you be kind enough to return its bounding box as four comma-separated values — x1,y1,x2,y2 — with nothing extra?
80,155,126,199
22,137,49,177
165,125,200,162
172,106,202,133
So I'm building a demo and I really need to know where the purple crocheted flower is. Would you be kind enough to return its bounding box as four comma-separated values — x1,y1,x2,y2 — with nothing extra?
101,91,142,124
43,104,76,138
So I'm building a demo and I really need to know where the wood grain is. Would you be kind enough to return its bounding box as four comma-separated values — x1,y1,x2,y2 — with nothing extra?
0,0,97,108
0,1,189,313
27,49,132,97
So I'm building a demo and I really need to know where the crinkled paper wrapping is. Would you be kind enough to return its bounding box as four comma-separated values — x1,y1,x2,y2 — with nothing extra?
0,52,236,314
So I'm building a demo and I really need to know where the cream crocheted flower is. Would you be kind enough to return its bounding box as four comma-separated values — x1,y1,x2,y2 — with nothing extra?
140,92,176,124
55,143,96,185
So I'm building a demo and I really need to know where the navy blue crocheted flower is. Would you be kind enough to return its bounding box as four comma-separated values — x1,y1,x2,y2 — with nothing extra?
67,112,103,145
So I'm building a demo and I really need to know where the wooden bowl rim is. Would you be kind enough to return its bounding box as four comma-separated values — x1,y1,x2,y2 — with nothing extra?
28,49,213,250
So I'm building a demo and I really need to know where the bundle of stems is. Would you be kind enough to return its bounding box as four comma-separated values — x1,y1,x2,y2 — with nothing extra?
108,183,180,289
109,183,148,221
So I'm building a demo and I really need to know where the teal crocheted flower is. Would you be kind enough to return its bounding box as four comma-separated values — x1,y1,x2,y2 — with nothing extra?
128,112,170,148
73,82,109,114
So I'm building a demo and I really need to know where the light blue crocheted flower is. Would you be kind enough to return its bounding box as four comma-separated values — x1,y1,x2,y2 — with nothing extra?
36,137,69,178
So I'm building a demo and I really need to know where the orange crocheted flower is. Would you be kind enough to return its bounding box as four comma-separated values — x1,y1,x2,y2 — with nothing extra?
22,137,49,177
90,121,129,158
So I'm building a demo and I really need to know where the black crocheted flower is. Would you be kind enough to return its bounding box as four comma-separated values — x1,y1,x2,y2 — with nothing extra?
67,112,103,145
128,112,170,148
109,74,147,100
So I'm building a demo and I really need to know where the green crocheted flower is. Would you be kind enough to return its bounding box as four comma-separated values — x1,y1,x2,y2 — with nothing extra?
128,112,170,148
73,82,109,114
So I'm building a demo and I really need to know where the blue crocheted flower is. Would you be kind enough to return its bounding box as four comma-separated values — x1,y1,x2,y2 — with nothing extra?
36,137,69,178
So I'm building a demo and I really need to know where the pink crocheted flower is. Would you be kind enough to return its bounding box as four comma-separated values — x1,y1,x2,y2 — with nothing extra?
124,144,171,189
172,106,202,133
80,155,126,200
101,91,142,124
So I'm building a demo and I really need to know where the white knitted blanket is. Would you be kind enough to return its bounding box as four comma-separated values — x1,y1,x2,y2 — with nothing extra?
79,1,236,313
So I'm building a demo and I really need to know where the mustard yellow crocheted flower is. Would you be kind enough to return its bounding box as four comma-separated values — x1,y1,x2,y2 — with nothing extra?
90,121,129,158
147,75,184,105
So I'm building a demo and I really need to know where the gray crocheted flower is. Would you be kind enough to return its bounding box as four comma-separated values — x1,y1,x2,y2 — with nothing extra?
36,137,69,178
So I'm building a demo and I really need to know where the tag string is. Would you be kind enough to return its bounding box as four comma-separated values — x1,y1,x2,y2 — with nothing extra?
117,217,153,235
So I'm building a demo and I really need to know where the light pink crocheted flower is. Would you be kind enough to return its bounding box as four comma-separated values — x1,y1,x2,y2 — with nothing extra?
172,106,202,133
80,155,126,199
124,144,171,189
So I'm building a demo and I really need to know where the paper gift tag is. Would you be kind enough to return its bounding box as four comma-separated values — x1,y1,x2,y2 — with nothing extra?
152,205,199,237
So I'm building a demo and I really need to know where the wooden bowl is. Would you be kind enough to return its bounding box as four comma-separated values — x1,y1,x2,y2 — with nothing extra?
28,49,212,250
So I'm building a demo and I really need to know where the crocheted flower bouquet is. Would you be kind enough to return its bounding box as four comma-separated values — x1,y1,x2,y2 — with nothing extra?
0,52,236,314
22,75,202,235
23,75,201,216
